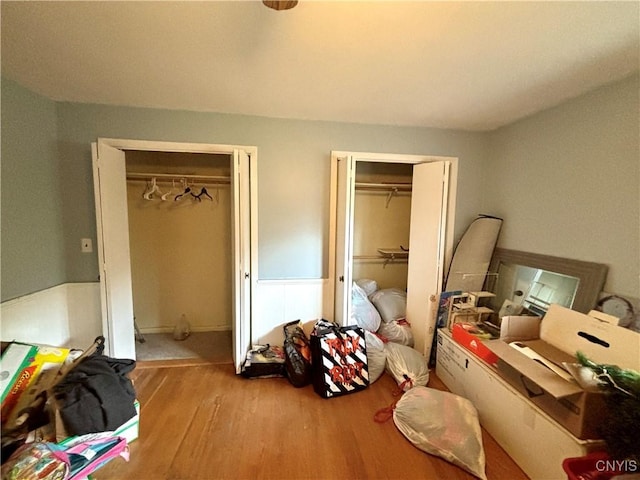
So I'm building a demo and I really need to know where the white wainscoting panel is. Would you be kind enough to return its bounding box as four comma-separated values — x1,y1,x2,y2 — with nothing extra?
254,279,327,346
2,280,332,353
64,283,103,348
1,283,102,349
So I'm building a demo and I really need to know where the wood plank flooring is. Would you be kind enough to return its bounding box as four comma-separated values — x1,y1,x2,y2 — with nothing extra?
96,361,529,480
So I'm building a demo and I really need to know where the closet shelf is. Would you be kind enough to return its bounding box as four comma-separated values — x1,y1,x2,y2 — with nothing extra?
377,248,409,259
126,172,230,184
353,248,409,268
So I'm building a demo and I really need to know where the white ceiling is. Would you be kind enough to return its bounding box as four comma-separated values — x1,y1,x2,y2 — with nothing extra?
2,1,638,131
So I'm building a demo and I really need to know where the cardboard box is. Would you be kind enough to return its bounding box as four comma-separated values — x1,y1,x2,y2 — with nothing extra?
436,328,604,480
485,304,640,439
451,322,499,366
498,315,541,343
1,343,38,416
2,344,70,427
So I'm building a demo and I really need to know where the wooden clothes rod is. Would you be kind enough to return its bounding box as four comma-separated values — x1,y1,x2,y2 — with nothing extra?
126,172,230,184
355,182,412,192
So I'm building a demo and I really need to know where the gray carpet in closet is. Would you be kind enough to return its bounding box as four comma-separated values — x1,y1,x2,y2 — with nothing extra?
135,330,232,363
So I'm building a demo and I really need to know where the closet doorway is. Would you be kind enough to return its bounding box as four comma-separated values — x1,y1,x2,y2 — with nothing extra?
329,151,458,358
92,139,257,373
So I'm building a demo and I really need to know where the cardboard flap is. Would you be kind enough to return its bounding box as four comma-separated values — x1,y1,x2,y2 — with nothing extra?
526,339,576,366
485,339,584,398
541,305,640,371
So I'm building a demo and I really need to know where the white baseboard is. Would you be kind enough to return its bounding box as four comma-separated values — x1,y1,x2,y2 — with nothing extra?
138,326,232,334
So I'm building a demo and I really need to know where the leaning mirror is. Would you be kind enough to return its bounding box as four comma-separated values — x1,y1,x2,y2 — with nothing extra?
484,248,608,317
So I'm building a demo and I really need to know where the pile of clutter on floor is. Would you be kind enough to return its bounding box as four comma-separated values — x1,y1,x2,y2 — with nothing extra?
240,278,489,480
1,336,139,479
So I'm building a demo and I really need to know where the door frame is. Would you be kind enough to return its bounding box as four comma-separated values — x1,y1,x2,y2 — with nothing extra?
92,138,258,372
328,150,458,324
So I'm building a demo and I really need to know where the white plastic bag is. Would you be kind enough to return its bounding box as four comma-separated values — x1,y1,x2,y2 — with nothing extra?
355,278,378,297
369,288,407,323
393,386,487,480
351,282,381,332
364,331,386,383
173,313,191,341
377,319,414,347
384,342,429,391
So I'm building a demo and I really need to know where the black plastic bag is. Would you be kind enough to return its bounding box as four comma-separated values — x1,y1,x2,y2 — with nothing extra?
282,320,312,387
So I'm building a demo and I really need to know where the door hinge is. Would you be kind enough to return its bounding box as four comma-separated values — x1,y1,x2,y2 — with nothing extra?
339,276,344,282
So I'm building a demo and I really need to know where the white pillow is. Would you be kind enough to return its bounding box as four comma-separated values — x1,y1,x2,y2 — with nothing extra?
393,386,487,480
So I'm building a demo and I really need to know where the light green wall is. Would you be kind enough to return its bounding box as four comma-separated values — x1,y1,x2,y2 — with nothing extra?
1,78,65,301
54,101,487,283
4,73,637,302
484,74,640,298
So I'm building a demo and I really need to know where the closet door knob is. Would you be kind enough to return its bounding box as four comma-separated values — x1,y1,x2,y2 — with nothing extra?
244,273,250,279
339,276,344,282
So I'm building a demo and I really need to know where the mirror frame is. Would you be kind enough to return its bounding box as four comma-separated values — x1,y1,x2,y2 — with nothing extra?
485,248,608,314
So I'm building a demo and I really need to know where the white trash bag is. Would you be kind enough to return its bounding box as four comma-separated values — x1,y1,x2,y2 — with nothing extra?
377,319,414,347
351,282,381,332
364,331,387,383
369,288,407,323
384,342,429,391
393,386,487,480
355,278,378,297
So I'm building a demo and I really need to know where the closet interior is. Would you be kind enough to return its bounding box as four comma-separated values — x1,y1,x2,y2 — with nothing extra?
124,150,233,362
352,161,414,290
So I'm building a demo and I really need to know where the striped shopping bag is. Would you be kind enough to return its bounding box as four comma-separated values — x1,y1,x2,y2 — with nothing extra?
310,320,369,398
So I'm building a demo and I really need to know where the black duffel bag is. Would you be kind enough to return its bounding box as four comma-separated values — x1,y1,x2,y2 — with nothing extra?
282,320,312,387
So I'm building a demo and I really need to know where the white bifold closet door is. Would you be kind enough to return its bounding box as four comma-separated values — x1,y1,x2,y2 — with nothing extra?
92,142,135,359
334,158,449,357
92,139,252,372
334,155,357,327
231,148,251,373
405,161,449,358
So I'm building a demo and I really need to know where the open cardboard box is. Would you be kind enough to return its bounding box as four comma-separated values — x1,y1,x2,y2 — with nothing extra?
485,304,640,439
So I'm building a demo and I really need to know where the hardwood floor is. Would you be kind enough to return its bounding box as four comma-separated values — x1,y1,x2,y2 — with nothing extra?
96,361,529,480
